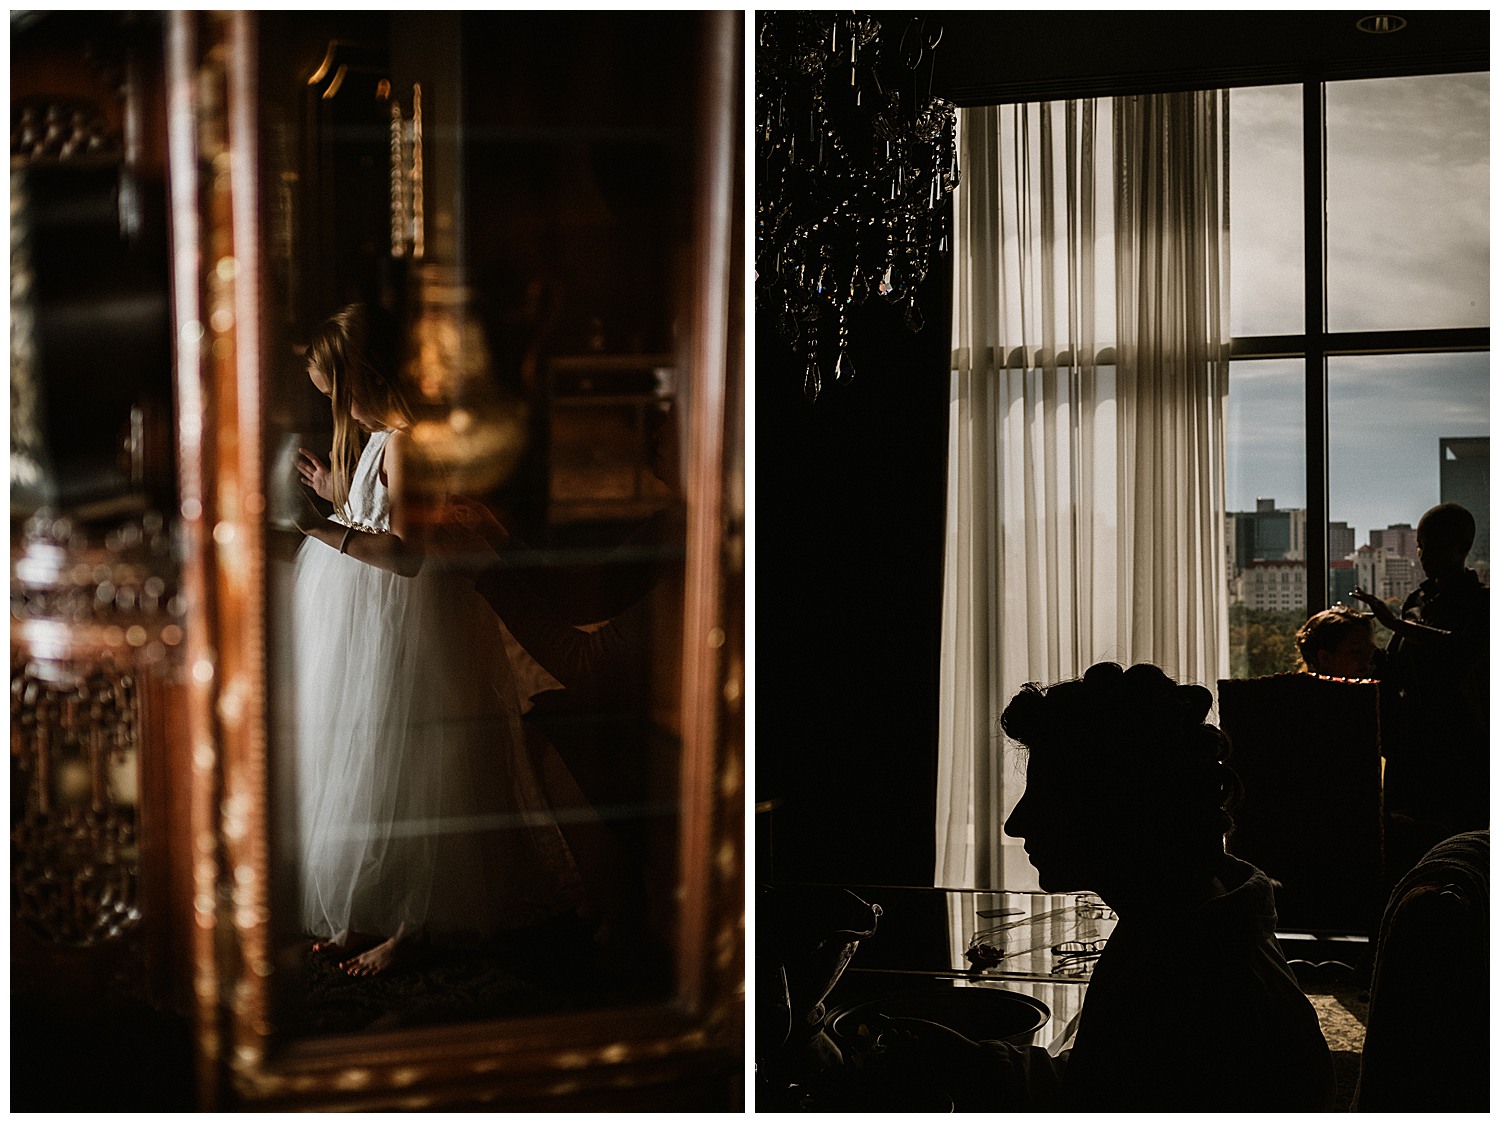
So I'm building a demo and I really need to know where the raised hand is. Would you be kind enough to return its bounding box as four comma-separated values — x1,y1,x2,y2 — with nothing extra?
1350,586,1399,629
296,447,334,501
446,495,511,553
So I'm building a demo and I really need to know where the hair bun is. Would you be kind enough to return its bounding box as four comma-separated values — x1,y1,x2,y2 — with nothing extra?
998,682,1049,743
1175,683,1213,724
1120,662,1174,695
1082,661,1125,687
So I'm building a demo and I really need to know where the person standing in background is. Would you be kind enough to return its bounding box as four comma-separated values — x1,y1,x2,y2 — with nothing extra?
1353,502,1489,873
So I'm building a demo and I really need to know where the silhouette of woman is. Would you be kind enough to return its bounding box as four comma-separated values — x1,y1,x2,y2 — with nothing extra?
877,662,1334,1111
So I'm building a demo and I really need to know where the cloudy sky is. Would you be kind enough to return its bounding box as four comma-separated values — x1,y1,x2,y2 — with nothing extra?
1226,73,1490,549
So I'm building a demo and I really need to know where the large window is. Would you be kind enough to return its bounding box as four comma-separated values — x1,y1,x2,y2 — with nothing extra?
1226,73,1489,677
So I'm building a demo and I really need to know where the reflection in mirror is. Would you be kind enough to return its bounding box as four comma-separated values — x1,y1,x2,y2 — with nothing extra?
258,12,699,1036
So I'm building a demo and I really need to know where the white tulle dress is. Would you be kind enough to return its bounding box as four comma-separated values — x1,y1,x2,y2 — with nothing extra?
292,428,580,945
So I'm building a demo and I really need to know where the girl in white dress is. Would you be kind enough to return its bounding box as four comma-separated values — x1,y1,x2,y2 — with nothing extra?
290,304,579,977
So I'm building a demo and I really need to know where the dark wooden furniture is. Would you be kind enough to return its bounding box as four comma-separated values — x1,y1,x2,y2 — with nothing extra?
1218,674,1385,935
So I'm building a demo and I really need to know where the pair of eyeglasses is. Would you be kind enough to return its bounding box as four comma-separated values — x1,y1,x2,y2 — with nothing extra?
1073,897,1117,923
1051,956,1095,977
1051,939,1106,958
1050,938,1106,976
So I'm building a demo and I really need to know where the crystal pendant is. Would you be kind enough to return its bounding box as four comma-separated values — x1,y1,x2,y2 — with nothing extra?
804,359,823,400
835,347,855,384
778,310,800,346
847,265,866,304
904,300,925,333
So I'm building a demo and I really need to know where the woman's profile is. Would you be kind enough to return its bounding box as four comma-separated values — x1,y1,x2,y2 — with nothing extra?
878,662,1334,1111
289,302,580,976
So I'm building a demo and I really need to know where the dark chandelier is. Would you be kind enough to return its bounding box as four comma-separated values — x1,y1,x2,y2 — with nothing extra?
756,11,959,400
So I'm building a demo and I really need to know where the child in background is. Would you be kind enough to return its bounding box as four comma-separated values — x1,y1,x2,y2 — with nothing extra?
290,303,580,977
1294,604,1376,679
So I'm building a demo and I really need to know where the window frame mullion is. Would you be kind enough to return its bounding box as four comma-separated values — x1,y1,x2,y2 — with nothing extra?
1232,327,1490,360
1303,78,1330,614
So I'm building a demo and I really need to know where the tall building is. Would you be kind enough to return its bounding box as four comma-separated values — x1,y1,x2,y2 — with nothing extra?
1227,507,1379,609
1355,544,1421,603
1238,559,1307,613
1228,498,1299,573
1384,554,1420,601
1329,520,1355,562
1288,507,1308,561
1370,523,1419,564
1440,436,1489,567
1354,546,1385,603
1329,559,1357,604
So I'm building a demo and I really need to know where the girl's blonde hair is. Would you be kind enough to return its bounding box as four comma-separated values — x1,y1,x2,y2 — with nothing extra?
306,304,414,514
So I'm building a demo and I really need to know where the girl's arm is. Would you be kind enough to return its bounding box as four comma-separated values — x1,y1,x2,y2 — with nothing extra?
473,562,634,700
1351,586,1455,643
296,430,430,577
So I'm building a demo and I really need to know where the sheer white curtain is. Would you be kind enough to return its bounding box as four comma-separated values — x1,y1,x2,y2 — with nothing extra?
937,93,1230,891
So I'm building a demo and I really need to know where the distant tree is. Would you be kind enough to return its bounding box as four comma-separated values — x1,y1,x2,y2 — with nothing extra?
1228,605,1305,678
1228,598,1402,679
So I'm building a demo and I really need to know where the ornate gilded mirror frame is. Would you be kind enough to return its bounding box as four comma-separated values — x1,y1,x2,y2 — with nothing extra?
165,11,743,1109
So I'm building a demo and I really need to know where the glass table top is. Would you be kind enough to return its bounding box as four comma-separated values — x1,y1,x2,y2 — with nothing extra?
784,884,1118,985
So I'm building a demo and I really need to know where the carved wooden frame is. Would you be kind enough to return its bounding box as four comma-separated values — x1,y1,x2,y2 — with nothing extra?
166,11,744,1110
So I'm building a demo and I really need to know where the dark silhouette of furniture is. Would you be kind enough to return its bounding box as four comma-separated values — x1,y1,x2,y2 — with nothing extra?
1217,674,1384,934
1354,830,1488,1111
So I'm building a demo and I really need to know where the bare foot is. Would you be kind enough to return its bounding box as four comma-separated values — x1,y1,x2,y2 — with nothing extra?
342,935,411,977
311,930,380,959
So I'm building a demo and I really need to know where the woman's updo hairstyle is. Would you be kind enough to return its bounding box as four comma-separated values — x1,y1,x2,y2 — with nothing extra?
1001,662,1241,843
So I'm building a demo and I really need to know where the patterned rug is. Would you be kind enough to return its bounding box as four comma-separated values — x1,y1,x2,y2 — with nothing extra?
277,915,673,1038
1297,966,1371,1111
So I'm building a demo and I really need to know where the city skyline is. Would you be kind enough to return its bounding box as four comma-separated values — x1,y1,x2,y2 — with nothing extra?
1227,354,1490,550
1226,482,1490,564
1227,74,1488,556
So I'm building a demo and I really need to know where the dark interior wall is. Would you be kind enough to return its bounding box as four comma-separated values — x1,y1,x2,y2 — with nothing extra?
459,12,696,362
756,264,952,888
933,10,1489,104
753,11,956,890
456,12,697,539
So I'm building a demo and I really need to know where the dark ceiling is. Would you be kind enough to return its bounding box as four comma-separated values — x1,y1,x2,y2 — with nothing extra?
928,10,1490,105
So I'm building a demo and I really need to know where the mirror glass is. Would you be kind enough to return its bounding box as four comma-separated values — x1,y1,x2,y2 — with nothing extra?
256,12,700,1037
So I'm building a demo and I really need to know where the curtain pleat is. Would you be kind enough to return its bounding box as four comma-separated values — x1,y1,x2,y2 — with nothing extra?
1113,91,1231,686
939,93,1230,893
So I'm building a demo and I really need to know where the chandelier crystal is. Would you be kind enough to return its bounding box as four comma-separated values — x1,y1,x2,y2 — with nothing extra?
756,11,959,400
